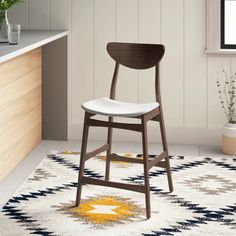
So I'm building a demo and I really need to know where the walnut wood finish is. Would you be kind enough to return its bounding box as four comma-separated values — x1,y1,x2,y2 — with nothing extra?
109,153,144,164
85,144,109,161
107,42,165,70
76,42,173,219
82,177,146,193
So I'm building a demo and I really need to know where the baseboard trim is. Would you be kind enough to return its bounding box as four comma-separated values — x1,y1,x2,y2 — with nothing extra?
69,122,222,145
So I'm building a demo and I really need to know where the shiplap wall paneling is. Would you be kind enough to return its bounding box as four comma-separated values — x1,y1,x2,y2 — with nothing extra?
86,0,116,138
161,0,184,127
207,0,221,50
138,0,161,103
116,0,139,103
184,0,207,127
8,0,28,29
230,57,236,124
9,0,72,30
28,0,51,30
51,0,72,30
71,0,94,124
138,0,163,144
94,0,116,99
231,57,236,75
208,56,230,128
10,0,236,145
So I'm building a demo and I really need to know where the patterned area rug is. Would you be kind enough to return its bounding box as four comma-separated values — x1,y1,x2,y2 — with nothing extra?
0,151,236,236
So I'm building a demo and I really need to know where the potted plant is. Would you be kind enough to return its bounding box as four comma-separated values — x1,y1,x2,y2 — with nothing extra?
217,68,236,155
0,0,23,42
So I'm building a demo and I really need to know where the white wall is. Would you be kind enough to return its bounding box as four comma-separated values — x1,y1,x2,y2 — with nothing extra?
9,0,236,145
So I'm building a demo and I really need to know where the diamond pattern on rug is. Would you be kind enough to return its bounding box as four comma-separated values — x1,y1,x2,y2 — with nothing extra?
180,174,236,195
0,152,235,236
28,168,56,182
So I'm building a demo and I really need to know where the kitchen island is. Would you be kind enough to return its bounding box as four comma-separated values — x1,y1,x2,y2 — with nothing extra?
0,30,68,181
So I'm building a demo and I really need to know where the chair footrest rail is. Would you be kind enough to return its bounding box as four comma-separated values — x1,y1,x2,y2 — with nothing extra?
82,177,146,193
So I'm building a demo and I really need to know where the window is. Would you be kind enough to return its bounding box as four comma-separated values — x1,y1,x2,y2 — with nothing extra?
221,0,236,49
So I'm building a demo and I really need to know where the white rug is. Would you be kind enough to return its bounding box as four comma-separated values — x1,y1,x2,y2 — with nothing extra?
0,151,236,236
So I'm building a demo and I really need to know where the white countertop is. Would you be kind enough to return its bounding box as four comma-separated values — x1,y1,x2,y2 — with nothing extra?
0,30,68,64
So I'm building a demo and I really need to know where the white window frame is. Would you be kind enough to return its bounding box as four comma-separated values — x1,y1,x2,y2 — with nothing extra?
207,0,221,50
206,0,236,54
221,0,236,49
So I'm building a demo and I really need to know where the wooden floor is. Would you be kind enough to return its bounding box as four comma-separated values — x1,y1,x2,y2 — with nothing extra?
0,140,229,209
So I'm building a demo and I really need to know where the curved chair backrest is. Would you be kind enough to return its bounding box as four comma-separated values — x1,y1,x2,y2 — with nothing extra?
107,42,165,102
107,42,165,70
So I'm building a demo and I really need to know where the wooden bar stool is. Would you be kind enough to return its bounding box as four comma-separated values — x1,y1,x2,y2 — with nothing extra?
75,42,173,219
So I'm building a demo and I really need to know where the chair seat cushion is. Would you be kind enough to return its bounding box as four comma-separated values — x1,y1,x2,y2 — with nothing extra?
82,97,159,117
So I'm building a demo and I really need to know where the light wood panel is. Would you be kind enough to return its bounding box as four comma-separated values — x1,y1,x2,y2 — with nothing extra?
0,49,42,182
0,86,41,136
184,0,207,127
0,49,41,89
0,106,41,181
0,123,41,183
0,68,41,111
0,106,41,163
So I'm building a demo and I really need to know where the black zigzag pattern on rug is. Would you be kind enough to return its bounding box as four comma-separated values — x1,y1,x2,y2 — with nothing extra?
47,154,104,178
142,202,236,236
126,157,236,182
124,158,236,236
2,155,236,236
2,155,104,236
3,184,235,236
211,160,236,171
2,183,77,236
125,159,207,182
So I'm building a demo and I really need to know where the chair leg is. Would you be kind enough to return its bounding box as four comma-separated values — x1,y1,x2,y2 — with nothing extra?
164,153,173,192
75,113,90,206
105,117,113,181
159,109,173,193
141,118,151,219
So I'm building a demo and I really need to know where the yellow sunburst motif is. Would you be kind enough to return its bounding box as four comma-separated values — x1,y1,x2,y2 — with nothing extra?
58,195,143,226
96,153,143,166
57,151,143,166
59,150,80,155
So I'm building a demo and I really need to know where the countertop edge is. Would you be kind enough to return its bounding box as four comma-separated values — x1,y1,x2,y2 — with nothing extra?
0,31,68,64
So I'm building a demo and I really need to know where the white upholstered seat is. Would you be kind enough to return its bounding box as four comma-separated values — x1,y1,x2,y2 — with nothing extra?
82,97,159,117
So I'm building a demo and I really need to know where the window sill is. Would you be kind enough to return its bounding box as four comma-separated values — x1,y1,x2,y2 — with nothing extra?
205,49,236,55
